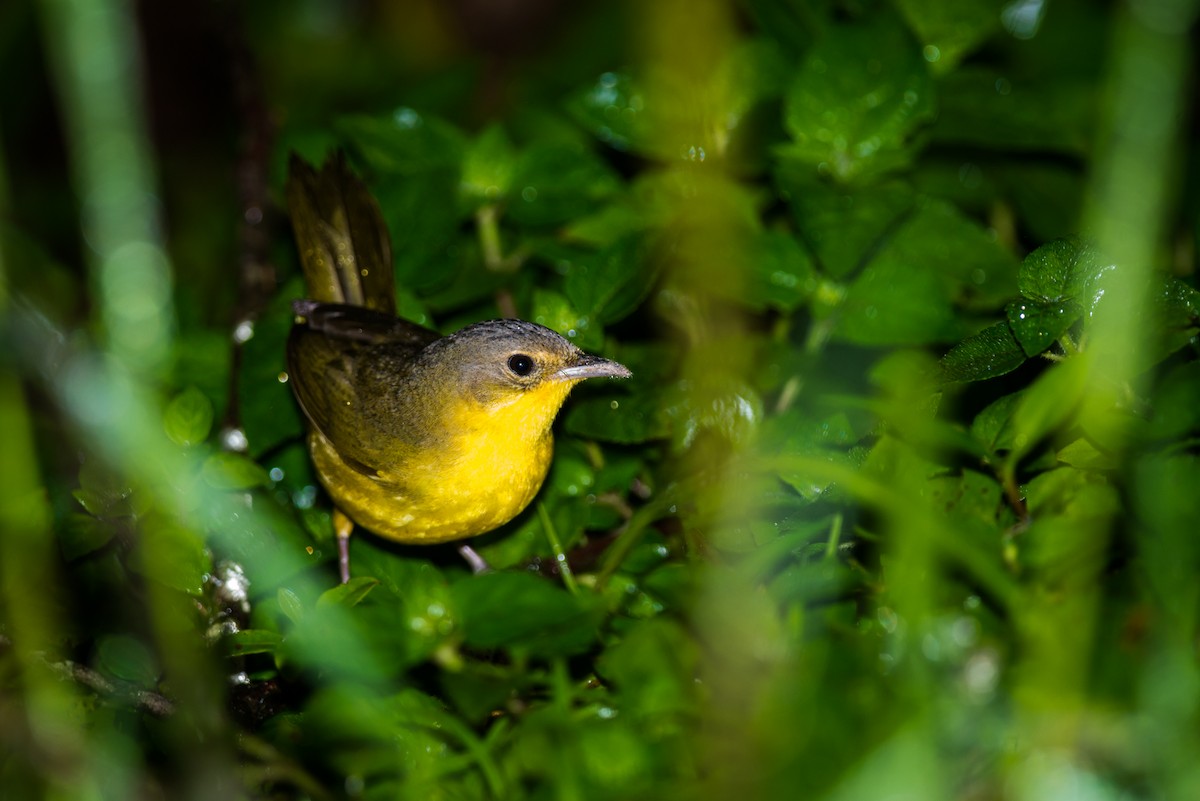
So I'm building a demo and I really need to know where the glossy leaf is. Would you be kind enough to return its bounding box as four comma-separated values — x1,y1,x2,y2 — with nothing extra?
1005,299,1083,356
780,16,936,183
940,321,1028,382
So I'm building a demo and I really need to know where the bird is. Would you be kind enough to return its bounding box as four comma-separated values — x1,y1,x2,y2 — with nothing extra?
283,153,630,582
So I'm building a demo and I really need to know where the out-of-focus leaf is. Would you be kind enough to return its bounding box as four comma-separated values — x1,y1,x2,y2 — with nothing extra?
508,142,621,227
529,287,603,352
58,513,116,560
1007,357,1088,465
971,391,1021,453
135,514,212,596
892,0,1000,73
451,572,604,656
239,281,304,457
95,636,158,687
940,321,1028,382
713,230,817,312
662,375,763,452
226,629,283,657
338,108,467,174
162,386,214,447
1147,361,1200,441
566,71,656,155
596,618,699,720
565,390,668,444
932,69,1094,155
277,587,305,625
779,16,935,183
879,199,1019,310
317,576,380,609
563,235,658,326
202,452,271,490
779,175,914,279
459,123,516,207
1057,438,1117,471
832,255,963,346
372,171,466,294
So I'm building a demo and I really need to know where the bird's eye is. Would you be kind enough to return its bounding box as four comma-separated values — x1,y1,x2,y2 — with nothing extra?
507,353,535,377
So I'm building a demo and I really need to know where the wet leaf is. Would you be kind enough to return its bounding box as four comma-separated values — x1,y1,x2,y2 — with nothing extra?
940,321,1028,382
1005,299,1083,356
780,16,936,183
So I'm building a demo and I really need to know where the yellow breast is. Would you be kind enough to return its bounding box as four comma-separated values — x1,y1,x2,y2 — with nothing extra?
311,380,572,544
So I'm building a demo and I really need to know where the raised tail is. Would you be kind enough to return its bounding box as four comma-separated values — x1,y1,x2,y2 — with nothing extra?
286,152,396,315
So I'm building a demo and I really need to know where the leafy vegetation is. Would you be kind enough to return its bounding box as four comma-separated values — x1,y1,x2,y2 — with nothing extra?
3,0,1200,799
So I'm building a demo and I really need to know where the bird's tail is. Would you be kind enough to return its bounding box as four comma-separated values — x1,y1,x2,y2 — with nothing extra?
285,152,396,315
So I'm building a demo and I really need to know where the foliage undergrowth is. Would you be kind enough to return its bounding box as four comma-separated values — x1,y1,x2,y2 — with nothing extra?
3,1,1200,800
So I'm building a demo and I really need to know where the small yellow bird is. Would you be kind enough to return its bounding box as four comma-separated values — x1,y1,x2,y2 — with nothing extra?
284,154,630,582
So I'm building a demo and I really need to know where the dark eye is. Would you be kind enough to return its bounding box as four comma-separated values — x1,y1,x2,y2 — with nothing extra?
507,353,535,377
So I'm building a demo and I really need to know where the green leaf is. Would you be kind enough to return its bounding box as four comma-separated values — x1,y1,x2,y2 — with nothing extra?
460,123,516,206
528,287,603,352
59,513,116,560
1147,361,1200,441
508,142,621,227
338,108,467,174
932,69,1094,156
277,587,305,625
95,635,159,687
562,236,658,326
1017,237,1114,306
226,629,284,657
202,452,271,490
718,230,817,312
832,255,963,346
238,281,304,457
451,572,604,656
595,618,699,719
662,375,763,452
134,515,212,596
1057,438,1117,471
1007,357,1088,465
373,171,467,294
162,386,214,447
940,321,1028,383
892,0,999,72
779,16,935,183
971,391,1022,453
565,390,668,445
879,199,1019,311
566,71,656,155
317,576,380,609
780,175,915,279
1005,299,1083,356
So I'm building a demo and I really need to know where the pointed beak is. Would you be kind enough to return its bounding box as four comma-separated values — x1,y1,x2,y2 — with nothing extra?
554,353,632,382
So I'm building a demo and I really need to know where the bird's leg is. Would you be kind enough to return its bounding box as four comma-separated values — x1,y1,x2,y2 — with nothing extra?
457,544,490,575
333,508,354,584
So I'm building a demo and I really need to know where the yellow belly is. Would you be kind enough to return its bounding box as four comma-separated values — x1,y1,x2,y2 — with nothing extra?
309,427,554,544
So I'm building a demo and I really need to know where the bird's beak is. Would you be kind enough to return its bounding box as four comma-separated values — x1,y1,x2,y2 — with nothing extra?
554,353,632,382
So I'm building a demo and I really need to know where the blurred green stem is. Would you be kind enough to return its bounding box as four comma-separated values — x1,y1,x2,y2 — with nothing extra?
39,0,174,376
538,501,579,595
